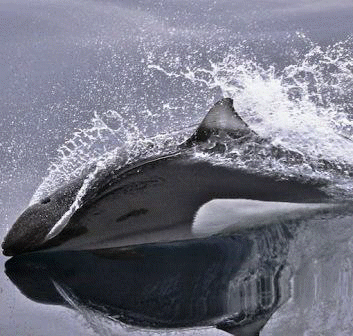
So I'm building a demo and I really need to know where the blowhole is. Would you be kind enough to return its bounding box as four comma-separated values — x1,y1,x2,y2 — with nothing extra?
41,197,51,204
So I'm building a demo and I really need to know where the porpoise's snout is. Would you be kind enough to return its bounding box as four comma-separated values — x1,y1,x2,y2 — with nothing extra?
1,197,66,256
2,178,84,256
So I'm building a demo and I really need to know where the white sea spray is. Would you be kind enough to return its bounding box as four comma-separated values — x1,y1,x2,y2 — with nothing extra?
31,36,353,225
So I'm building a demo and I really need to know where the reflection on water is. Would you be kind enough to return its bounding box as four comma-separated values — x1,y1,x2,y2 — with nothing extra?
6,215,353,335
262,217,353,336
5,223,293,336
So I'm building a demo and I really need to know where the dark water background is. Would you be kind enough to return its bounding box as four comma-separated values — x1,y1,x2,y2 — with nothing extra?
2,0,353,335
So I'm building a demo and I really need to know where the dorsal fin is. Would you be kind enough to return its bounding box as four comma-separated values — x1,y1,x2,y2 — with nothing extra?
184,98,254,147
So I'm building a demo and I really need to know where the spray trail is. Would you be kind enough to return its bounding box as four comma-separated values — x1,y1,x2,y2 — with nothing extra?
32,36,353,208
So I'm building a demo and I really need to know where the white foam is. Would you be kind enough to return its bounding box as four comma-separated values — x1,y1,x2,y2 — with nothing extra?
149,36,353,166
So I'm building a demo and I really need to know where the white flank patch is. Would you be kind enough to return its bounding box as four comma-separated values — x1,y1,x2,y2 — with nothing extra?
192,199,337,237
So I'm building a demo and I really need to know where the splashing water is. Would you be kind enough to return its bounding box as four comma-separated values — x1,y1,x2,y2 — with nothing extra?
30,111,127,205
150,36,353,163
31,36,353,206
30,108,191,206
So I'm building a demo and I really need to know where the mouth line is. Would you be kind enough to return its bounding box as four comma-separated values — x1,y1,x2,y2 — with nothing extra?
2,224,89,257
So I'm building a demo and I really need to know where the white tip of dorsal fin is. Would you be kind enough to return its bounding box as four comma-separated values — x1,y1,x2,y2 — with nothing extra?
184,98,254,146
192,199,337,237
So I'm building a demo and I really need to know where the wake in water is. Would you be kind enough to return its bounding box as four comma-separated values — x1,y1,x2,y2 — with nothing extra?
31,34,353,205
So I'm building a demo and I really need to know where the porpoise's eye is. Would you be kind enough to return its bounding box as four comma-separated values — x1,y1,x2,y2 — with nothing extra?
41,197,51,204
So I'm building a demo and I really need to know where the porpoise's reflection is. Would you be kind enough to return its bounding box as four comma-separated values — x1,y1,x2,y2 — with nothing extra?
5,224,293,336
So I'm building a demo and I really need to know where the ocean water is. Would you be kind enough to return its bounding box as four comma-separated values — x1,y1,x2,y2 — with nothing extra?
2,0,353,335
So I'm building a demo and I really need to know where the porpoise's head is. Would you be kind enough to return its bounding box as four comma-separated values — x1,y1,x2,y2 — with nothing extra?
2,178,83,256
1,98,256,257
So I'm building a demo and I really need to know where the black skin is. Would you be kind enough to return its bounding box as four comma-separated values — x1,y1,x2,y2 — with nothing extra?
2,150,329,256
2,177,84,256
1,98,335,256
